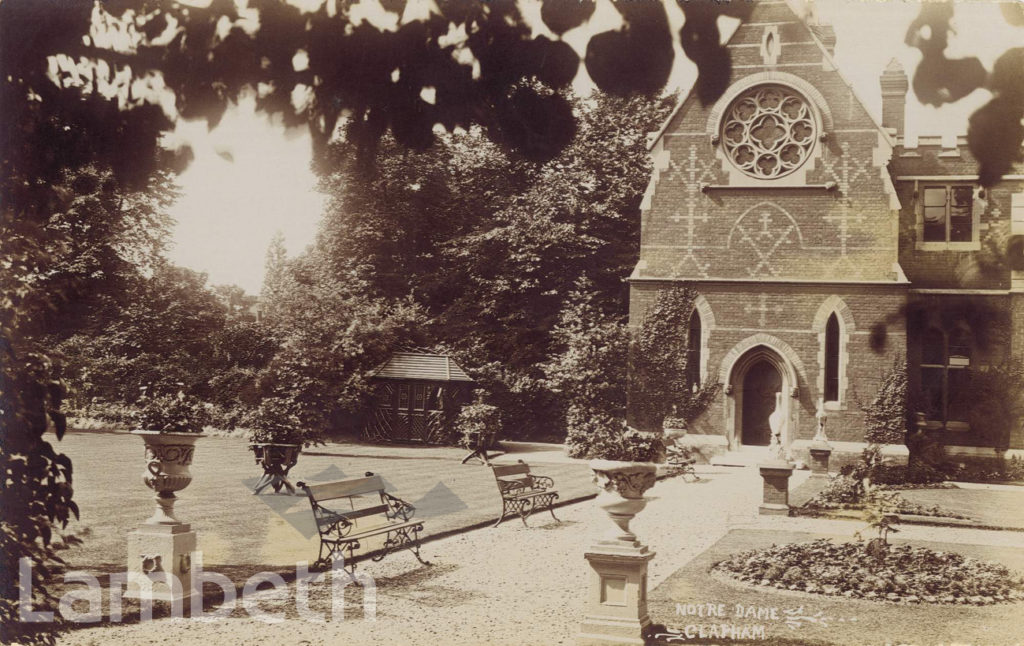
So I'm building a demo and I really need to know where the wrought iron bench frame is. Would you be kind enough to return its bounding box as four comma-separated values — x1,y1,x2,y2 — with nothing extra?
490,460,560,528
297,473,429,575
665,445,699,482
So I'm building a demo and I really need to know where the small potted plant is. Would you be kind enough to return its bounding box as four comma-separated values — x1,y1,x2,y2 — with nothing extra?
579,414,664,545
131,389,210,525
455,399,501,465
245,397,323,495
662,405,688,442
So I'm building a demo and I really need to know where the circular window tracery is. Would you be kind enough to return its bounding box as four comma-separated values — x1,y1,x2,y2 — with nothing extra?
720,85,817,179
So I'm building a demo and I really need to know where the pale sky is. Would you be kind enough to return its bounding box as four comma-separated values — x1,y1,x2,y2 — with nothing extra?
164,0,1020,294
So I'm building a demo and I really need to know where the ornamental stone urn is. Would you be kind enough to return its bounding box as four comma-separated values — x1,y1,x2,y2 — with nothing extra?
581,460,659,646
127,430,204,606
589,460,658,544
132,430,204,525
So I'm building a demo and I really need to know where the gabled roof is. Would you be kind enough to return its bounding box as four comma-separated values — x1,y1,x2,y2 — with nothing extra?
646,0,894,153
369,352,473,382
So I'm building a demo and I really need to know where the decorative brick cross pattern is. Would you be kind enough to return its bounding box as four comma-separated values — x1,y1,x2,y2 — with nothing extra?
666,145,717,278
822,201,865,256
744,293,784,327
729,205,800,277
821,141,870,196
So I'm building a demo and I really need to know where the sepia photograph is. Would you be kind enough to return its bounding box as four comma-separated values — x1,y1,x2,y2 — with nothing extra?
2,0,1024,644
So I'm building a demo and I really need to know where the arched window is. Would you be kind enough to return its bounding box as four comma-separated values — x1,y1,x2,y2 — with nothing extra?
920,326,972,426
686,311,702,387
824,313,840,402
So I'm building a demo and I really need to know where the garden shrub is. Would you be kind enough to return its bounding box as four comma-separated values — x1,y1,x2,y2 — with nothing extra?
801,447,965,518
870,462,947,486
453,400,502,449
244,396,324,447
864,356,908,445
714,538,1024,604
564,410,663,461
940,456,1024,483
800,476,967,519
66,399,137,426
810,473,864,505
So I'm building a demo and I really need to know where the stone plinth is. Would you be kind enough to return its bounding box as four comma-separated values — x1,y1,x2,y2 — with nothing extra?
579,538,656,646
808,444,832,478
125,523,198,608
758,463,793,516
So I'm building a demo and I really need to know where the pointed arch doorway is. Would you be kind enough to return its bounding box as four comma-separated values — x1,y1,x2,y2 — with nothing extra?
741,360,781,445
725,344,798,450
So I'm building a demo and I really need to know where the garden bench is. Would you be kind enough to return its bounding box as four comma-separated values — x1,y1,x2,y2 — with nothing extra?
666,445,698,481
297,473,429,575
491,460,560,527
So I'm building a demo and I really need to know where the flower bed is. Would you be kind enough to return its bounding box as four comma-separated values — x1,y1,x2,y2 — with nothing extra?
797,498,971,520
713,539,1024,604
795,475,970,519
942,456,1024,484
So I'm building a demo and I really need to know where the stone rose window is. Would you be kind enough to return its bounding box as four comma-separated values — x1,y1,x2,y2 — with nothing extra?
721,85,817,179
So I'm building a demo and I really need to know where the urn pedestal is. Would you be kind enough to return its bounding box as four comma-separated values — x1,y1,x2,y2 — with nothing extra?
580,461,658,646
808,442,833,478
125,431,203,608
758,461,794,516
126,523,198,607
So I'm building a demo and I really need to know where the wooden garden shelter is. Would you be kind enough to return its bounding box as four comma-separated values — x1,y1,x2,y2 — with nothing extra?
362,352,474,443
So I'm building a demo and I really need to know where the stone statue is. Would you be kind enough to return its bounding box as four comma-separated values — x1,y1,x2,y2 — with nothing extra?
814,400,829,444
768,391,786,461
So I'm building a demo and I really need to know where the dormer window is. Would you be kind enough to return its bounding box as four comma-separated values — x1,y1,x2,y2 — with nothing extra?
720,85,817,180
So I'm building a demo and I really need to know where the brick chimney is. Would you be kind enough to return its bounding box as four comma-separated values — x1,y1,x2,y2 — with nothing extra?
804,0,836,56
880,59,909,136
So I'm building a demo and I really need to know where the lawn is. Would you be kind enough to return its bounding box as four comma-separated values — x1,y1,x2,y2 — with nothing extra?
647,529,1024,646
52,429,595,581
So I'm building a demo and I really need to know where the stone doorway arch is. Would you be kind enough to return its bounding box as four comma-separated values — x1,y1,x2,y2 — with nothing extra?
721,336,802,451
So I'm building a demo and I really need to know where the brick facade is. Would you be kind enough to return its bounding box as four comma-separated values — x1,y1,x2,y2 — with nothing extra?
629,0,1024,457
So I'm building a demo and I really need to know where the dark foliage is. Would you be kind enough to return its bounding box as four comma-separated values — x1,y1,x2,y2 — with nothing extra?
628,286,718,433
244,396,324,448
57,264,278,429
864,355,908,445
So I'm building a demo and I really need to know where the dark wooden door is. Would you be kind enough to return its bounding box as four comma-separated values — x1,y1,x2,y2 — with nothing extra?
392,383,413,440
741,360,781,446
393,382,430,441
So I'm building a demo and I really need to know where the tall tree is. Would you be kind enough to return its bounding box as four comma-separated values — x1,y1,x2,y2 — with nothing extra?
313,92,671,439
260,231,291,325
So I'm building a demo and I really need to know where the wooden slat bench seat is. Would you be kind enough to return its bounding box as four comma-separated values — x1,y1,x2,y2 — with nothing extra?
491,460,560,528
297,473,429,574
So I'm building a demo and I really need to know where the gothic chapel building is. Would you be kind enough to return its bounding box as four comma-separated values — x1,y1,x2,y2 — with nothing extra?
629,0,1024,464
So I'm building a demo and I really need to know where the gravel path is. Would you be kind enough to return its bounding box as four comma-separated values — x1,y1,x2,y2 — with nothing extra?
57,467,758,646
55,466,1023,646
